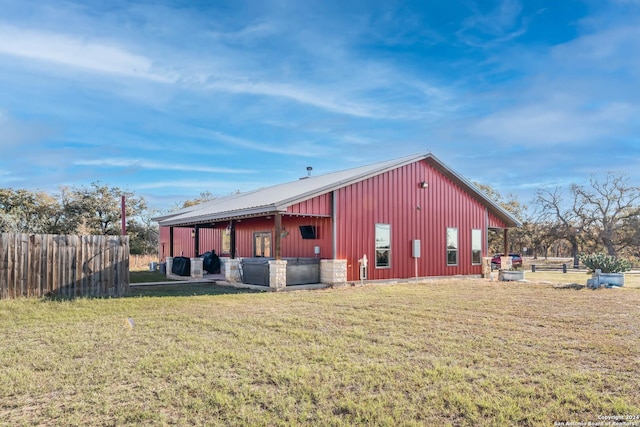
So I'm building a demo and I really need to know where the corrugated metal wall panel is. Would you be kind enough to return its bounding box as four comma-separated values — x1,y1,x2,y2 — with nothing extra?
286,193,332,216
158,227,192,260
335,160,496,281
488,211,508,228
160,216,332,261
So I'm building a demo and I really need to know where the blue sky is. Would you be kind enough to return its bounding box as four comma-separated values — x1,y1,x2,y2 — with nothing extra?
1,0,639,212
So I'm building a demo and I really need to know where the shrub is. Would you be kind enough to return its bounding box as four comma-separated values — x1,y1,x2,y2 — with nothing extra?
578,253,631,273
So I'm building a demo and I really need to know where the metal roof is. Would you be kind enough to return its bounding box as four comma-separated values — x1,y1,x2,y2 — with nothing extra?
153,153,522,228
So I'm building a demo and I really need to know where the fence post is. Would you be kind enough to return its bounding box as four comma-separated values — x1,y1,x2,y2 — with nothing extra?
562,264,567,273
531,264,536,273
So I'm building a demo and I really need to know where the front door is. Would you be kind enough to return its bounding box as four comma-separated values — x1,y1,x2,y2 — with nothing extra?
254,232,272,257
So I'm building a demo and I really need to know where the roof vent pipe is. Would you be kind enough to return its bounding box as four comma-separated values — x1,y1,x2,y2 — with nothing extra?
307,166,313,177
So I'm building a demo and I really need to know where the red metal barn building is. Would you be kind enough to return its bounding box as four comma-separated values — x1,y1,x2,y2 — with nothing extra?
154,153,520,284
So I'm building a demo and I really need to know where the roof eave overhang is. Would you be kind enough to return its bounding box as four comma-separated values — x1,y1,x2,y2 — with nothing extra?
158,206,285,227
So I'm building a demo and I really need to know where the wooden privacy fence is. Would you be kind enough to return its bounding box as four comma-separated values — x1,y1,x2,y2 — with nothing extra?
0,233,129,299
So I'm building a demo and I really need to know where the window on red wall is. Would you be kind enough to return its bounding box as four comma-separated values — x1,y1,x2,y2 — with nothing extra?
375,223,391,268
471,229,482,264
447,227,458,266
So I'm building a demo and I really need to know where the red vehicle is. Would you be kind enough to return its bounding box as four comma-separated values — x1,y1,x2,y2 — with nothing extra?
491,253,523,270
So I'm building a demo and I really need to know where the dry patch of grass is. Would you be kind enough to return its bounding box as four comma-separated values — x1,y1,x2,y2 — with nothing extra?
1,279,639,426
527,270,640,288
129,254,160,272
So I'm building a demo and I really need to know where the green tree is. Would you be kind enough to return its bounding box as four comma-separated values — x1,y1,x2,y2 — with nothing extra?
128,208,159,255
0,188,61,233
66,182,147,236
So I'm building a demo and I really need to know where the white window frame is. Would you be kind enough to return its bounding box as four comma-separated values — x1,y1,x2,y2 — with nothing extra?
375,223,391,268
471,229,482,265
447,227,458,266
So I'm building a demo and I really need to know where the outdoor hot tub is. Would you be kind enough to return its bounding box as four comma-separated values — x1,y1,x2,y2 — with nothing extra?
241,257,320,286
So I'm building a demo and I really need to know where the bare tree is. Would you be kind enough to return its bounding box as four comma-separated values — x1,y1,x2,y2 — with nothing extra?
534,186,589,266
474,182,529,255
534,172,640,261
180,191,216,209
572,172,640,256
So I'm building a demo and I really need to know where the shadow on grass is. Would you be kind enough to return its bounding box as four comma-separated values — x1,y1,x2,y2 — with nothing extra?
128,283,263,298
130,270,176,284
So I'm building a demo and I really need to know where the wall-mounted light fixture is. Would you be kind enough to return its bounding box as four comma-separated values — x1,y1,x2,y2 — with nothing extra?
420,181,429,189
191,228,195,238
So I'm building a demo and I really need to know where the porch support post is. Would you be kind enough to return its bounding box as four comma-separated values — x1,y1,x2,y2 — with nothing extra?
503,228,509,256
169,227,174,257
274,212,282,260
484,208,489,257
194,225,200,257
230,220,236,259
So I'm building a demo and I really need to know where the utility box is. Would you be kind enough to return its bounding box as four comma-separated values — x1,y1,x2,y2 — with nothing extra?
412,240,421,258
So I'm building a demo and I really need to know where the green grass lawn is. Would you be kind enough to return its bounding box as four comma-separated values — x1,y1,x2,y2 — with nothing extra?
1,279,639,426
129,270,174,284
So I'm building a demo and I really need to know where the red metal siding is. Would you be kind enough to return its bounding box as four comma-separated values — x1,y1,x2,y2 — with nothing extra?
335,160,491,281
159,227,192,260
160,216,332,261
488,211,509,228
159,226,227,261
233,216,332,258
286,193,332,216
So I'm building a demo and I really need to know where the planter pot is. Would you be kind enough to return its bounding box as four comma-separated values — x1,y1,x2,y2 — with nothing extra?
499,270,525,281
594,272,624,287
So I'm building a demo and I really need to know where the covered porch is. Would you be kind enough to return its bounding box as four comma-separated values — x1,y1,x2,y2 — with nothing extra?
159,211,347,291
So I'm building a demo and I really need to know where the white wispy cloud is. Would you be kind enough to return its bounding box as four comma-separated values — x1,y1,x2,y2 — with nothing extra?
0,24,177,82
138,179,270,196
204,78,384,119
73,158,254,174
0,19,380,120
468,102,636,145
456,0,527,47
458,11,640,147
207,131,334,158
550,24,640,73
136,179,246,190
0,7,442,121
